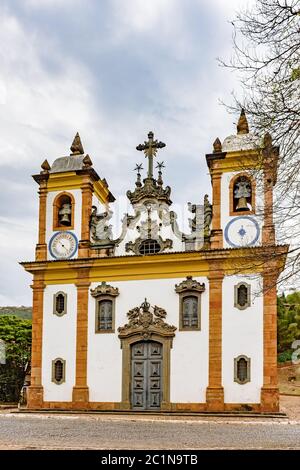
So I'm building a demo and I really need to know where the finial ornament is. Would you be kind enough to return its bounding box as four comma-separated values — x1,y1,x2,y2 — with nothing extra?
41,159,51,173
134,163,143,187
136,131,166,179
70,132,84,155
213,137,222,153
263,132,272,149
156,161,165,186
237,108,249,135
83,154,93,168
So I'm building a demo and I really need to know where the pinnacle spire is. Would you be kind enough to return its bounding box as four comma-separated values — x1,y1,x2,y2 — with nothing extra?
41,159,51,172
83,154,93,167
237,108,249,135
213,137,222,153
70,132,84,155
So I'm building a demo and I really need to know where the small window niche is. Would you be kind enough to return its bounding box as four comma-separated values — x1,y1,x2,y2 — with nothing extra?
234,355,251,385
234,282,251,310
53,291,67,316
90,282,119,333
175,276,205,331
53,192,75,231
52,358,66,385
139,239,161,255
230,173,255,216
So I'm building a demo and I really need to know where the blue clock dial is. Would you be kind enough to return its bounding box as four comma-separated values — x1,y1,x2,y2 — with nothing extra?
225,216,260,248
49,231,78,259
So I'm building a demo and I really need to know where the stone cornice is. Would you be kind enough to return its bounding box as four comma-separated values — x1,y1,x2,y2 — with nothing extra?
20,244,289,282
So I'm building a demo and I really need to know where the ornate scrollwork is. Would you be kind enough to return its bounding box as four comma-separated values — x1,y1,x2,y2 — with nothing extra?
118,298,176,340
175,276,205,294
127,177,172,206
90,281,119,298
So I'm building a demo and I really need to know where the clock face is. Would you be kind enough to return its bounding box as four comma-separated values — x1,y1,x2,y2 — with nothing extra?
49,231,78,259
224,216,260,248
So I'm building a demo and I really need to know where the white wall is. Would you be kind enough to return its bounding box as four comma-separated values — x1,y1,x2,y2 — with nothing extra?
221,171,264,249
87,277,209,403
41,275,264,405
42,284,77,401
46,189,82,260
222,275,263,403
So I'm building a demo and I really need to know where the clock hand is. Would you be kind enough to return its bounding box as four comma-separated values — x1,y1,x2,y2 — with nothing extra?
58,240,67,251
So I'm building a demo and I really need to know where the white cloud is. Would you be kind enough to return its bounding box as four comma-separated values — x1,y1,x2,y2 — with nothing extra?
0,1,246,305
24,0,83,8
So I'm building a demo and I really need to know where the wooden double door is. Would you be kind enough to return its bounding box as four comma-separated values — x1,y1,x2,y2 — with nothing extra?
131,341,162,410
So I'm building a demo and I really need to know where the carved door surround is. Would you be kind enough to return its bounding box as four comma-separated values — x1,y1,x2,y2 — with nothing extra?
118,299,176,411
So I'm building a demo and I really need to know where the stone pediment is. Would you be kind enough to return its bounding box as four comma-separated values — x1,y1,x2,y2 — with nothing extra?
118,299,176,340
175,276,205,294
90,282,119,298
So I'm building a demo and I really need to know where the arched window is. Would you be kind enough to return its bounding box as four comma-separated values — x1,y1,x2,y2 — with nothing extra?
139,239,161,255
53,192,75,231
175,277,205,331
53,291,67,316
182,296,199,328
98,299,113,331
234,355,251,384
229,173,256,215
234,282,251,310
52,358,66,385
91,282,119,334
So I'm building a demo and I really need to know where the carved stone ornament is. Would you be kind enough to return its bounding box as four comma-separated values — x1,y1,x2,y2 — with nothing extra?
90,206,115,245
175,276,205,294
127,177,172,206
70,132,84,155
90,281,119,298
118,298,177,340
125,236,173,255
237,108,249,135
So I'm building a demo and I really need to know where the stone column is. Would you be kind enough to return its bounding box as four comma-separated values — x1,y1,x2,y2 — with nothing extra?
78,177,93,258
262,171,275,245
72,268,90,407
27,273,45,408
261,272,279,412
210,171,223,249
35,180,48,260
206,267,224,411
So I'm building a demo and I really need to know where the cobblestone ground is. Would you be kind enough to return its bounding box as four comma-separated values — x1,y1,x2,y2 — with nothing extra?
0,412,300,449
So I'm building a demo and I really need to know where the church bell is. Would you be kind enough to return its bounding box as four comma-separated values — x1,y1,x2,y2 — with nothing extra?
236,197,249,211
59,203,72,225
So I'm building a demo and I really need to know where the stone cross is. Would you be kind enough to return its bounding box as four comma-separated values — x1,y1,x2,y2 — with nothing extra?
136,131,166,179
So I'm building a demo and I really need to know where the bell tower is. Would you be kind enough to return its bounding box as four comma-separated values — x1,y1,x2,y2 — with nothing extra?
33,132,115,261
206,109,278,250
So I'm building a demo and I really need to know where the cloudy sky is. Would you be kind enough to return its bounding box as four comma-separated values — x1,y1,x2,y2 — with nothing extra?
0,0,250,306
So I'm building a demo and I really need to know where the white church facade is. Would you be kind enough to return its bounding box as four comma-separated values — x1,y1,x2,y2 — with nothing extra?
21,111,287,412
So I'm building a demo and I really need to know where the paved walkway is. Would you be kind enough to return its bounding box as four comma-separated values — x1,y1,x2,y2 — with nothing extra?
0,411,299,449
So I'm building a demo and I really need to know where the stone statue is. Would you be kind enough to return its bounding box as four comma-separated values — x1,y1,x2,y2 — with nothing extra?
234,177,251,211
90,206,113,242
204,194,212,236
188,202,203,233
59,203,72,226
